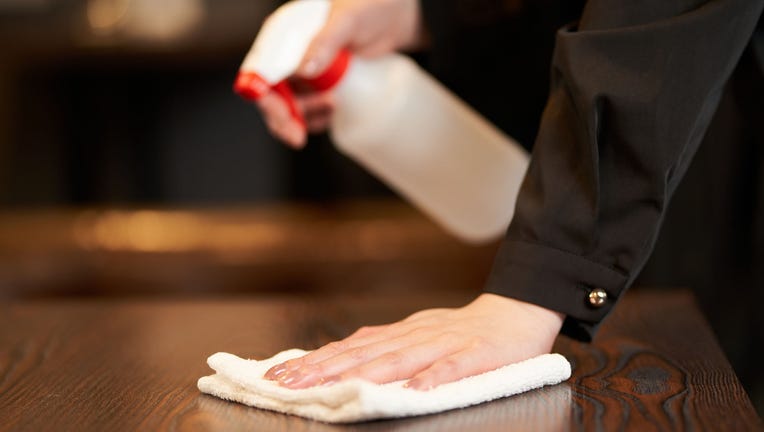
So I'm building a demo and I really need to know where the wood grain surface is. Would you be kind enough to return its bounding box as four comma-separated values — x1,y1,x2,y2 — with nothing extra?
0,290,761,431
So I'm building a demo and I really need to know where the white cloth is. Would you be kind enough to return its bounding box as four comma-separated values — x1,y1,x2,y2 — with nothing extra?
197,349,571,423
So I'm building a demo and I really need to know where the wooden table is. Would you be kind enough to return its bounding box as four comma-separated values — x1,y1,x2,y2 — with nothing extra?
1,290,760,431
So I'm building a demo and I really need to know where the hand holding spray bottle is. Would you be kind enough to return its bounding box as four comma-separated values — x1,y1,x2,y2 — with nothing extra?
234,0,529,244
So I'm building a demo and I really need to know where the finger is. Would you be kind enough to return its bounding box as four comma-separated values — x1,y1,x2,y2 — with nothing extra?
331,336,465,386
264,325,389,379
298,11,354,77
256,92,306,148
278,314,444,376
405,347,500,391
265,116,307,149
265,320,429,381
306,113,332,134
297,92,334,134
303,325,409,364
278,330,446,389
296,92,335,115
265,312,447,381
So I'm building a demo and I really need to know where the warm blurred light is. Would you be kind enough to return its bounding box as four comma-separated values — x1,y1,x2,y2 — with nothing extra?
74,210,288,254
86,0,204,41
69,209,429,263
123,0,204,41
86,0,129,35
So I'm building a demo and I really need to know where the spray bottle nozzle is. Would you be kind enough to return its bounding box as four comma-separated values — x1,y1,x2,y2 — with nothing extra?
233,72,306,127
233,72,270,101
301,50,352,91
233,50,352,127
234,50,351,101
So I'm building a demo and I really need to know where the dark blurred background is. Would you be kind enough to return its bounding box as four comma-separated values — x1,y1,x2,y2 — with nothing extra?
0,0,761,415
0,0,394,207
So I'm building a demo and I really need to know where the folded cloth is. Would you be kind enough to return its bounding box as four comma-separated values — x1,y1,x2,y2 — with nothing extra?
197,349,571,423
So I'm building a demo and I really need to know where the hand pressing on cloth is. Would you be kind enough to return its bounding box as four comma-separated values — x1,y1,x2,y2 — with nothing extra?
199,285,569,421
264,293,565,391
254,0,427,149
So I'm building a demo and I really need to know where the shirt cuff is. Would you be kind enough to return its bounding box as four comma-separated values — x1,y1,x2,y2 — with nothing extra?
484,240,629,341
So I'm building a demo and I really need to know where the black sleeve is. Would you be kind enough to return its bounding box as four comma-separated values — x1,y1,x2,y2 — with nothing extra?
418,0,586,146
479,0,764,340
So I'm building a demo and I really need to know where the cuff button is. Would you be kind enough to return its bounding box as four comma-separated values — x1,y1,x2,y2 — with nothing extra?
588,288,608,308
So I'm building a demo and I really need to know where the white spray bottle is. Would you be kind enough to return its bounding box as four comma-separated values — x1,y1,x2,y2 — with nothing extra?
234,0,529,244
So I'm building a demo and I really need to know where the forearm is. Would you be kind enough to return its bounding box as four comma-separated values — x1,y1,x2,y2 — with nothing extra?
486,0,764,340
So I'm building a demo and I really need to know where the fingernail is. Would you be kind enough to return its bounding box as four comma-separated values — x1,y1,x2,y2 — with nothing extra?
279,370,303,386
282,370,325,389
405,379,432,391
265,364,287,380
320,375,341,387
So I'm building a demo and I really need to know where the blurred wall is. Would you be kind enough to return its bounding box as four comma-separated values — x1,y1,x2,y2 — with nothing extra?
0,0,389,207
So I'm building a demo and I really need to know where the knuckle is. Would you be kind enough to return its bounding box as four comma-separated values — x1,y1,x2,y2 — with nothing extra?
403,326,428,339
405,310,428,321
406,308,439,321
380,350,405,367
352,326,375,337
436,332,459,346
435,357,462,375
325,340,349,354
469,337,490,350
405,308,451,323
347,346,370,361
385,321,407,334
330,9,354,31
305,362,325,376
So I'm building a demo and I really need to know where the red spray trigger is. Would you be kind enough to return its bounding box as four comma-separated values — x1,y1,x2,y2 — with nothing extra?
302,49,351,92
233,72,270,101
232,50,350,127
234,73,305,127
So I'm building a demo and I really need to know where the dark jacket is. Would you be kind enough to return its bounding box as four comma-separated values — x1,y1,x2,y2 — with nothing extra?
421,0,764,340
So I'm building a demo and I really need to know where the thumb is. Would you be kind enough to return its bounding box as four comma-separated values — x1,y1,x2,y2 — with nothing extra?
298,12,353,78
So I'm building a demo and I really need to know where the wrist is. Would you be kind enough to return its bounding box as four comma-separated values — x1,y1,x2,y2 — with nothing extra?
475,293,565,336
